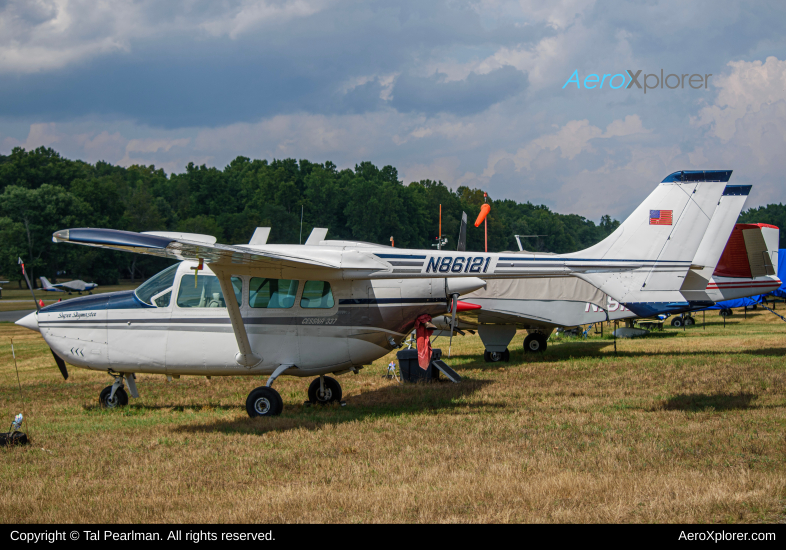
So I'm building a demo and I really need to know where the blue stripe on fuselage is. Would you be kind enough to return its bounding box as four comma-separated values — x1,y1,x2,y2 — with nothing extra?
40,290,154,312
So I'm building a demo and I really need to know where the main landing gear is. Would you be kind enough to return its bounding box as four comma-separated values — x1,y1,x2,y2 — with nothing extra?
483,349,510,362
307,376,342,405
670,314,695,327
523,332,547,353
246,372,344,418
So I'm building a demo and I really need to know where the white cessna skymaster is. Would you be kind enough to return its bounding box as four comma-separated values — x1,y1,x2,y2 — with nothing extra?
18,170,737,417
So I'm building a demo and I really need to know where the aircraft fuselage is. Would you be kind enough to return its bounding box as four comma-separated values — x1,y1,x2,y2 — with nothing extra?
33,262,463,377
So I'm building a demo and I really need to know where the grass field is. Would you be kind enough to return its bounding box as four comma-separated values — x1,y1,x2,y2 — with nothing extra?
1,308,785,523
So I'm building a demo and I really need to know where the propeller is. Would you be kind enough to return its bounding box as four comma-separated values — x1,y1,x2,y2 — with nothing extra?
448,293,459,356
51,349,69,380
19,258,68,379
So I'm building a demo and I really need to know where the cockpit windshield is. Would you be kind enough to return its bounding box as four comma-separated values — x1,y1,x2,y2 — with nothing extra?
135,263,180,306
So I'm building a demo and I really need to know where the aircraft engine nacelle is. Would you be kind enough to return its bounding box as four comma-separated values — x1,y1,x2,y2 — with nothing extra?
445,277,486,297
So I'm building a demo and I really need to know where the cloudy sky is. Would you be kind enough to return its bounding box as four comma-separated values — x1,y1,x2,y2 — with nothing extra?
1,0,785,220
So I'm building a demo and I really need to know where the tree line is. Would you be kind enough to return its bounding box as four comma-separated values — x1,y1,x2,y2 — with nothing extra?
0,146,640,286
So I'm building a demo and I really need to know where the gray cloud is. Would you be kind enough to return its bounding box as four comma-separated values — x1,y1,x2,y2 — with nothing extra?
390,66,528,115
2,0,786,221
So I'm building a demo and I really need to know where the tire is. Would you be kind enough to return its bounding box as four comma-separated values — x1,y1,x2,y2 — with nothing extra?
99,385,129,409
720,308,732,317
484,350,505,362
307,376,342,404
671,317,683,327
684,316,695,326
246,386,283,417
502,349,510,362
524,333,546,353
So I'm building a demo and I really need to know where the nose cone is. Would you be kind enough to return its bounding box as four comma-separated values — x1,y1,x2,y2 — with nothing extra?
16,311,40,333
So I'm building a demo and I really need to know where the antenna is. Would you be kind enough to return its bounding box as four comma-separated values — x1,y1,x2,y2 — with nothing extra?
299,205,304,244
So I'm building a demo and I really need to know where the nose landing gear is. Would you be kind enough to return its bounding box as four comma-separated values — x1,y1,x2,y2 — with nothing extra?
98,373,128,409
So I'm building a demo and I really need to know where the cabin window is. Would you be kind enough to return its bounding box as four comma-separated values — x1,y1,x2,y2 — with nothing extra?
176,275,242,308
135,263,179,306
153,290,171,308
301,281,335,309
249,278,298,308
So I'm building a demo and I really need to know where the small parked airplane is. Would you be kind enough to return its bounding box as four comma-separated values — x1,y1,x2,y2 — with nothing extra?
17,171,736,416
40,276,98,294
446,222,780,359
441,175,779,358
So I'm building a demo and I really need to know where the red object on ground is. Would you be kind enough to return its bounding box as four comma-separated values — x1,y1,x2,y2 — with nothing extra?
455,300,482,312
474,203,491,227
414,314,433,370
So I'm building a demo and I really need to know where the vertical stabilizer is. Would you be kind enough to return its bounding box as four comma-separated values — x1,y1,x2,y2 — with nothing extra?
571,170,731,309
680,184,750,301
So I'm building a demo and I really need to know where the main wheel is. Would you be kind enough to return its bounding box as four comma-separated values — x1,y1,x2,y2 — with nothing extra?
484,350,505,362
524,333,547,353
684,316,695,326
720,308,732,317
671,317,683,327
246,386,283,417
308,376,342,404
99,385,128,409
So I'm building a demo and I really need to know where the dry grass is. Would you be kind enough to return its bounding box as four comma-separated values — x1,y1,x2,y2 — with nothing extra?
1,308,785,523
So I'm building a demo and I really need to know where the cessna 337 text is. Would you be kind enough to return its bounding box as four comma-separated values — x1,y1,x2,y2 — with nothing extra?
17,170,738,416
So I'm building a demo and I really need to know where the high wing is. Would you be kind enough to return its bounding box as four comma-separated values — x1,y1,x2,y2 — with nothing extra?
52,228,344,275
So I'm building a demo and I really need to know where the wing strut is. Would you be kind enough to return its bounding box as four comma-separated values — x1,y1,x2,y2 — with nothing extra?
215,270,262,368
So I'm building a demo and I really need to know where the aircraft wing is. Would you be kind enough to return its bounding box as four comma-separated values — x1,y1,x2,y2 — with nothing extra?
52,228,341,271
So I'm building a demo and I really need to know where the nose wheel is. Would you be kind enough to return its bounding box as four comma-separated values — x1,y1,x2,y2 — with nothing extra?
99,385,128,408
308,376,342,404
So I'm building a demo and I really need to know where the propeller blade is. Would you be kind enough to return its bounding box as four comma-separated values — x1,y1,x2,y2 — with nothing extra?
449,293,458,357
457,212,467,252
51,349,68,380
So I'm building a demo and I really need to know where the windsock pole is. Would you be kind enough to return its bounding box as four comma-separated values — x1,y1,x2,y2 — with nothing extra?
484,193,488,253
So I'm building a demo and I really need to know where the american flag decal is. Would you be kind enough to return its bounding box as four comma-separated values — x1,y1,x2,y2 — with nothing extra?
649,209,673,225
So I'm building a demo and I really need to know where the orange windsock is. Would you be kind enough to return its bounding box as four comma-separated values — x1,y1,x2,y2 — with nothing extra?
474,203,491,227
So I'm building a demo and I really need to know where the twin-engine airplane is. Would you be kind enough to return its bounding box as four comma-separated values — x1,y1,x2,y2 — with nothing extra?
17,170,739,417
40,276,98,294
